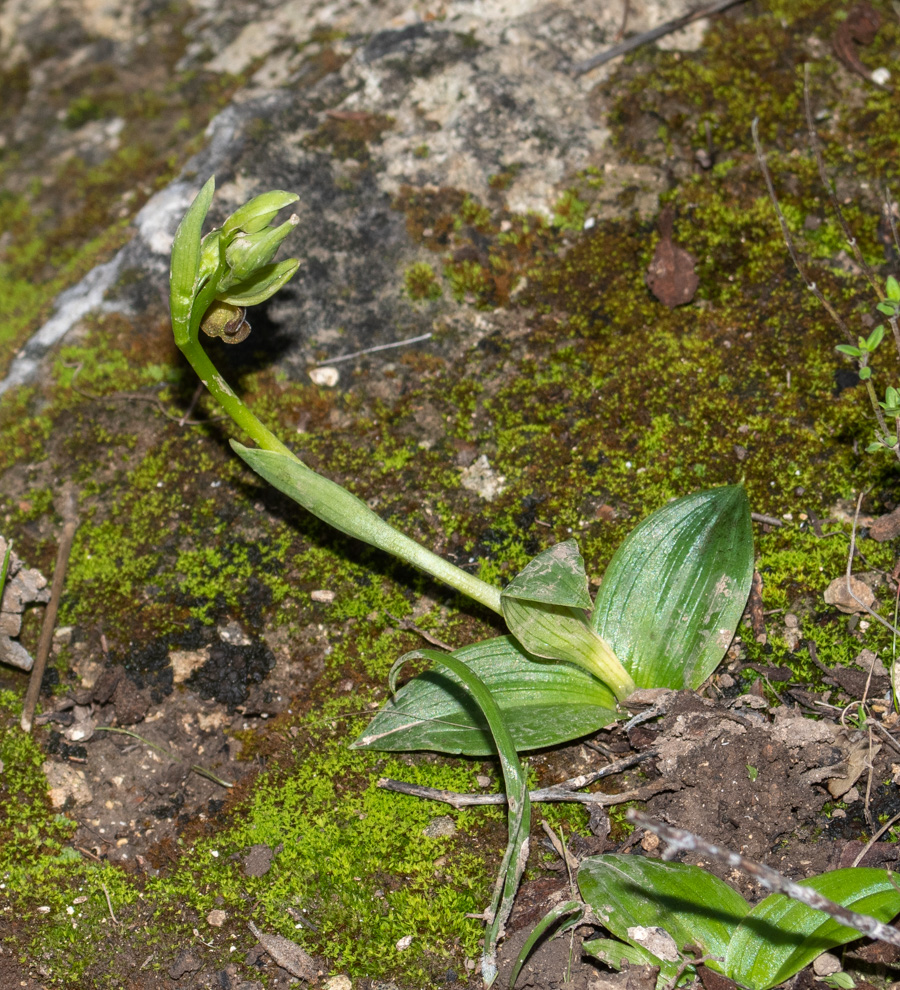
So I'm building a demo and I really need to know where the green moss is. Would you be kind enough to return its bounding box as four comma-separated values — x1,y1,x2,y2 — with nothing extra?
147,694,500,984
404,261,443,301
552,190,588,233
305,113,396,162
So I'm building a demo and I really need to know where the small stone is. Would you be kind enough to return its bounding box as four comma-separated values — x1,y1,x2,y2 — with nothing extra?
168,947,203,979
325,977,352,990
242,844,274,877
309,366,339,387
310,589,336,603
640,832,660,853
812,952,842,977
113,677,150,725
475,774,491,788
460,455,506,502
207,909,227,927
824,575,876,614
92,665,124,705
422,815,456,838
869,506,900,542
43,761,93,809
395,935,413,951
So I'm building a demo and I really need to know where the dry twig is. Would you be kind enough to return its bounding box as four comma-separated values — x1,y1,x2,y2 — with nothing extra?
378,775,677,808
21,486,79,733
571,0,749,76
630,812,900,949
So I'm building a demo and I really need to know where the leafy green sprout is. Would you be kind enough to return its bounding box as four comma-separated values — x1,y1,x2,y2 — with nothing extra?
169,177,754,765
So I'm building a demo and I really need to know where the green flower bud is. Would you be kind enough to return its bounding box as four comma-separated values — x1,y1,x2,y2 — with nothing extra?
222,190,300,239
222,215,299,288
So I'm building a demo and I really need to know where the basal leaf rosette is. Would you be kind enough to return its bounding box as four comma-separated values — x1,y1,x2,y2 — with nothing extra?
357,485,753,755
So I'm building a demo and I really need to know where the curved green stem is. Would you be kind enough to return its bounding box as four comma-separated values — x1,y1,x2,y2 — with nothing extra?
181,340,294,458
179,338,503,615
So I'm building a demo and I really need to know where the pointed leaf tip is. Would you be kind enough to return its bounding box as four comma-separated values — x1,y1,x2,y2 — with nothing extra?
502,539,592,609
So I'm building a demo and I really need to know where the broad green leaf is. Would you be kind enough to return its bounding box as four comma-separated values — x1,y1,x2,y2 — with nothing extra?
578,855,748,973
169,176,215,346
591,486,753,690
352,635,617,755
726,869,900,990
502,540,592,609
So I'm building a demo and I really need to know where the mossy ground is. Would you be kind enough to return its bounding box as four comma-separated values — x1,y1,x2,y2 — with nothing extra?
4,0,900,985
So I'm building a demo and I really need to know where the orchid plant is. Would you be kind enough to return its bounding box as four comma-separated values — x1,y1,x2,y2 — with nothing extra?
169,176,757,986
168,175,755,759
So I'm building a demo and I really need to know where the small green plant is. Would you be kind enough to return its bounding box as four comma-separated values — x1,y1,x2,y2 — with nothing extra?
169,178,756,986
578,855,900,990
169,176,755,758
753,72,900,462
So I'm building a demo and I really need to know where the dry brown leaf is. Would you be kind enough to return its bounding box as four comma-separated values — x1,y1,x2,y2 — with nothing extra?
833,3,882,80
248,921,318,981
646,205,699,308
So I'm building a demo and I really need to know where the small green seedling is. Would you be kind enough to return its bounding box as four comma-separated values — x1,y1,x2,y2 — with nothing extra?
578,855,900,990
169,177,755,758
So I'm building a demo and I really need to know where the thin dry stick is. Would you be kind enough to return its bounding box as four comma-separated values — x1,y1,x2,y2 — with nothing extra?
21,487,79,733
872,718,900,756
100,881,119,926
751,119,855,345
385,611,454,652
571,0,748,76
630,812,900,949
377,776,677,808
315,331,432,366
751,512,783,527
803,64,882,298
852,809,900,867
885,185,900,258
846,492,900,638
